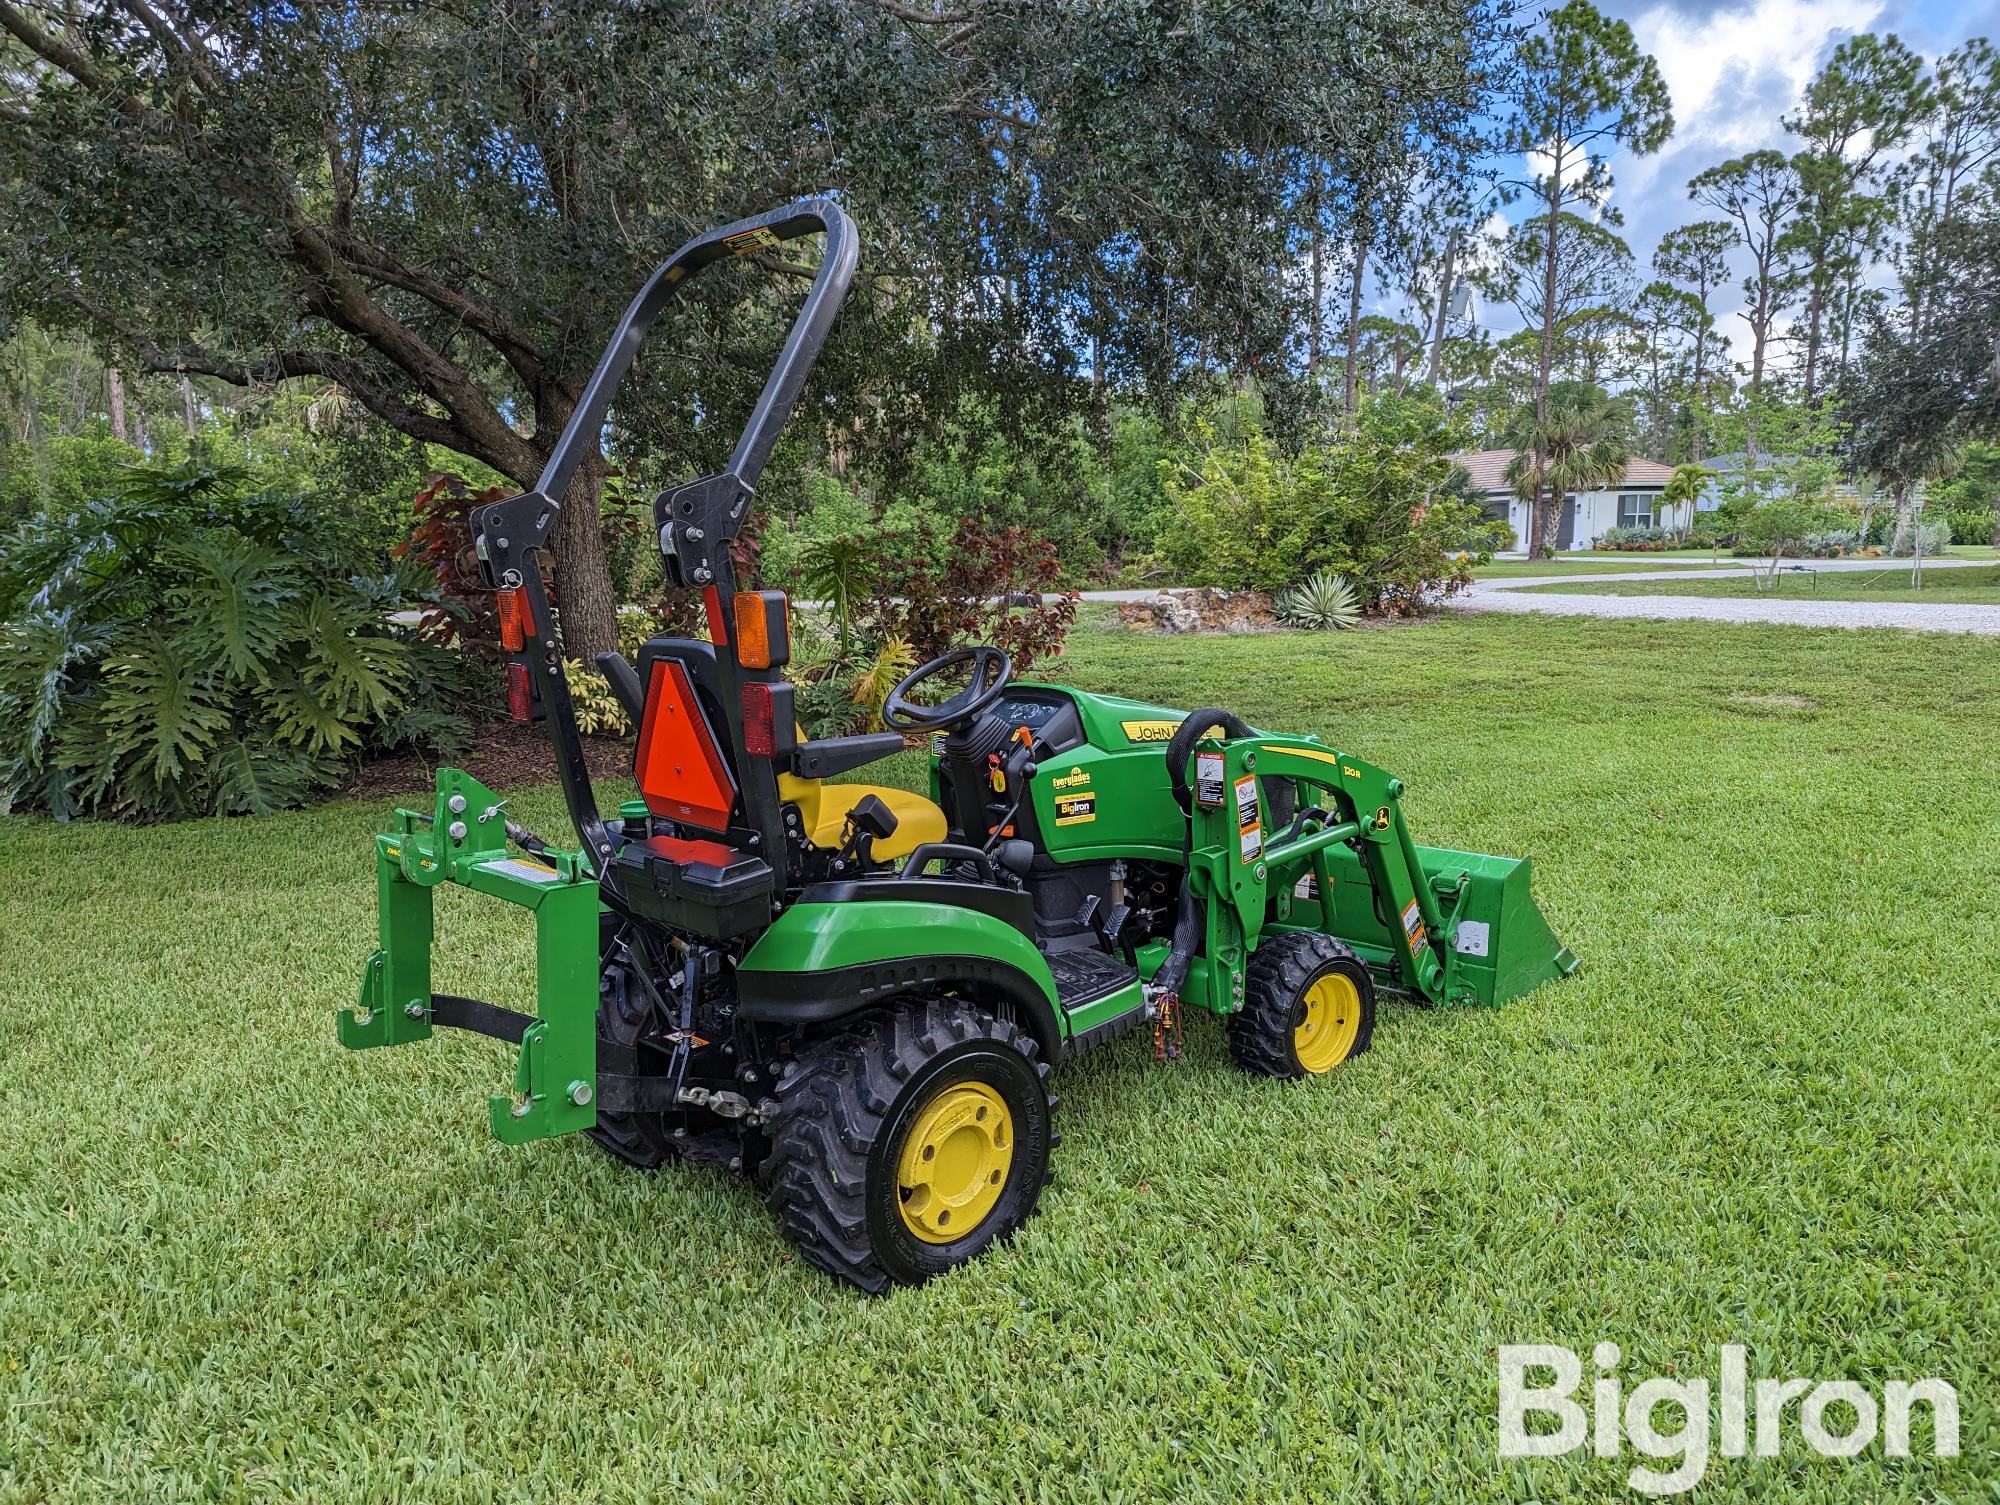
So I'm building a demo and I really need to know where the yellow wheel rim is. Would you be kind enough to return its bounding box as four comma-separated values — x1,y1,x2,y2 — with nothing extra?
1295,971,1362,1074
895,1081,1014,1244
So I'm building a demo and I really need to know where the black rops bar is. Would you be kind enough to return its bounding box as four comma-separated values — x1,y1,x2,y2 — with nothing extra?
467,199,859,885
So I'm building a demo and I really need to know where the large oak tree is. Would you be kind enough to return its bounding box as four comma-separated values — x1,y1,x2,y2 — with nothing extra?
0,0,1502,653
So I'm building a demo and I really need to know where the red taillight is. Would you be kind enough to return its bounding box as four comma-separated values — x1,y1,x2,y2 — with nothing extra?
506,661,532,723
741,681,777,756
496,587,528,652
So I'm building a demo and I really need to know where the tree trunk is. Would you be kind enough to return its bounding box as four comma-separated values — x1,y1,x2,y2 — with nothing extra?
180,374,199,435
1307,170,1324,389
1535,490,1565,557
1801,279,1824,401
1425,226,1459,388
1887,482,1915,557
1341,213,1370,420
107,366,128,444
1690,323,1707,463
547,452,621,660
1746,290,1768,469
1528,170,1563,562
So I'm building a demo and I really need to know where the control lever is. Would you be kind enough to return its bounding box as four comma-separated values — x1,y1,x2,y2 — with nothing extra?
981,741,1040,855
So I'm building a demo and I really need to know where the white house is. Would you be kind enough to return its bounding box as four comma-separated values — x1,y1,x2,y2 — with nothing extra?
1451,450,1686,549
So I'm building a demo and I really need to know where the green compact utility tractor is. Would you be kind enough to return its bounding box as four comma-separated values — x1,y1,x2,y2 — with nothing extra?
341,200,1577,1291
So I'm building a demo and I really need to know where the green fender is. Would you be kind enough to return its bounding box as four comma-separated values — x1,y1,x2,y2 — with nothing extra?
736,900,1065,1056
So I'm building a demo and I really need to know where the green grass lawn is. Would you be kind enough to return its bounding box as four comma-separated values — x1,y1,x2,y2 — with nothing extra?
4,614,1996,1503
1474,557,1735,578
1522,563,2000,605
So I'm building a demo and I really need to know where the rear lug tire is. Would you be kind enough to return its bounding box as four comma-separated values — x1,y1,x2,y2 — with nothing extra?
760,998,1056,1292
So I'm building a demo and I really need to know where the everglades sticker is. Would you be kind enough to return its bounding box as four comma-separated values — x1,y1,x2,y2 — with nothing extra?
1195,750,1226,807
1050,766,1093,790
1054,793,1097,827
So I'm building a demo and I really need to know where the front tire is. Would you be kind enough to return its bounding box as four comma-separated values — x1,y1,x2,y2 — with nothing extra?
760,999,1056,1292
1228,931,1375,1079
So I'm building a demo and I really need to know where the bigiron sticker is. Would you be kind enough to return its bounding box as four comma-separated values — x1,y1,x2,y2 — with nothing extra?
1053,793,1097,826
1195,749,1226,807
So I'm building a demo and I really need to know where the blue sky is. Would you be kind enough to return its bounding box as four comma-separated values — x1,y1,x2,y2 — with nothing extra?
1459,0,1992,341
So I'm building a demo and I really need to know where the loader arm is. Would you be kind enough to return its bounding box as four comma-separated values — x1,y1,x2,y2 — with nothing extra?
1142,734,1576,1012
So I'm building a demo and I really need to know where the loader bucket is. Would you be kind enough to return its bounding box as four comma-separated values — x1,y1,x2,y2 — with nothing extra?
1315,843,1577,1007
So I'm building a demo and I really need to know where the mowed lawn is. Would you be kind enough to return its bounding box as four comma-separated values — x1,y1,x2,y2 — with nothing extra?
1473,556,1738,578
3,614,1997,1504
1522,563,2000,605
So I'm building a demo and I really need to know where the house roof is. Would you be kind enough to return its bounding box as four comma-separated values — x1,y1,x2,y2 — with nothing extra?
1450,449,1676,492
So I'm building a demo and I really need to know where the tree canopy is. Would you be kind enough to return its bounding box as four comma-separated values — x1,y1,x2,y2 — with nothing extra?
0,0,1506,650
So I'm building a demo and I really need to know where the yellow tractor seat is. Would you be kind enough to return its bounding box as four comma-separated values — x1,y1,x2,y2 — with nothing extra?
776,773,947,862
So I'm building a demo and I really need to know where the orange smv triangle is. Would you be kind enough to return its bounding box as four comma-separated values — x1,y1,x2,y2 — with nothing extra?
634,659,737,833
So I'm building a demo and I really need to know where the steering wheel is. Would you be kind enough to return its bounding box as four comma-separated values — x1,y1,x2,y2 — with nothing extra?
881,646,1012,733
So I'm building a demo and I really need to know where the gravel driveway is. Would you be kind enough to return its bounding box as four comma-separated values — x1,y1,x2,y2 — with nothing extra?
1446,557,2000,636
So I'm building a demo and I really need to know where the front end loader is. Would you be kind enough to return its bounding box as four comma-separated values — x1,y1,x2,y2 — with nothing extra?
340,199,1578,1291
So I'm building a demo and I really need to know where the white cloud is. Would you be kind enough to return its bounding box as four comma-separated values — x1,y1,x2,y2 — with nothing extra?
1630,0,1883,154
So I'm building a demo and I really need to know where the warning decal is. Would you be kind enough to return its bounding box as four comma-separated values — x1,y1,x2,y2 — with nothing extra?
1233,774,1260,829
1400,897,1427,954
1195,750,1226,807
724,226,781,255
484,857,559,884
1240,823,1263,862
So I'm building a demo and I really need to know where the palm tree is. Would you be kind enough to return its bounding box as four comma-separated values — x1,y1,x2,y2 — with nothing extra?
1505,384,1636,558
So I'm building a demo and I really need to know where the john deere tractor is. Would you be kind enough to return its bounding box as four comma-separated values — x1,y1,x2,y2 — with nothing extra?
341,201,1576,1291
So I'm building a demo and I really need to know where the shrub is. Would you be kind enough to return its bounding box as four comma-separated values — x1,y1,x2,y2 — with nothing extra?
862,516,1078,670
1276,573,1361,631
1943,507,1993,546
0,462,472,819
1685,513,1735,550
1158,393,1499,612
399,473,507,655
0,431,145,525
1798,530,1861,558
563,660,631,736
1887,519,1954,557
1596,525,1672,550
1732,497,1847,563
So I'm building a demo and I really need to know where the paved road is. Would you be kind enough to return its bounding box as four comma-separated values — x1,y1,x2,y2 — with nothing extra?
1444,556,2000,636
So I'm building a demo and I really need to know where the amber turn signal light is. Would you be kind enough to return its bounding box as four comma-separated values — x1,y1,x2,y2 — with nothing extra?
732,590,790,670
496,587,533,652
